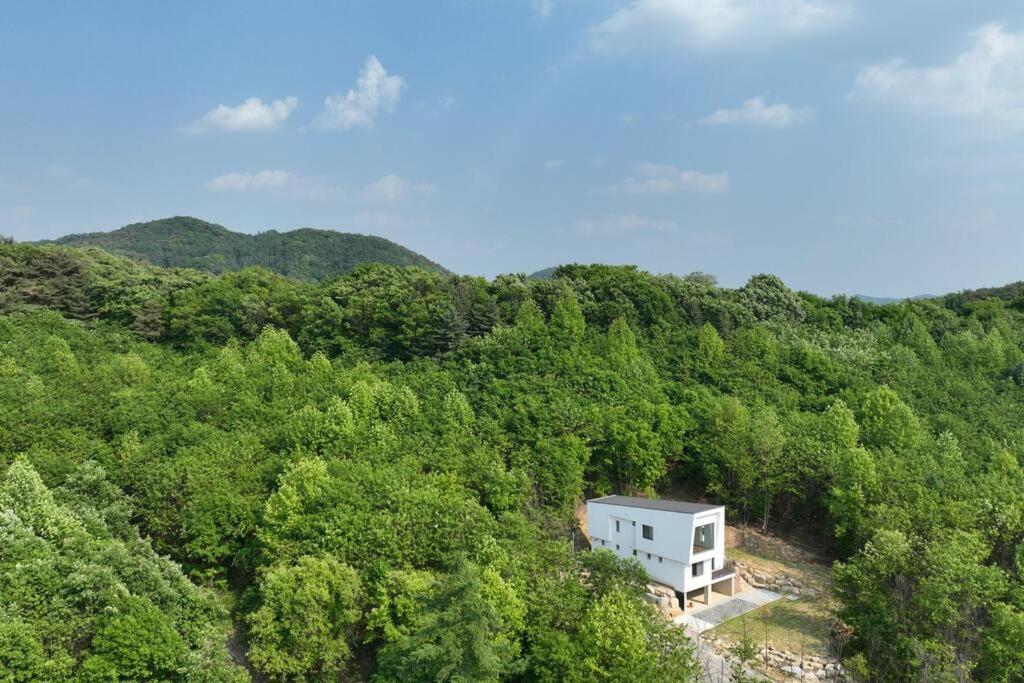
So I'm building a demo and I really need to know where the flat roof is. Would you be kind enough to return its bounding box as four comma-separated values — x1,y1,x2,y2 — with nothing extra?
587,495,722,515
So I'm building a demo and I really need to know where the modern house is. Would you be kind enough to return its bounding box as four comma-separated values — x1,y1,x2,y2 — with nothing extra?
586,495,736,609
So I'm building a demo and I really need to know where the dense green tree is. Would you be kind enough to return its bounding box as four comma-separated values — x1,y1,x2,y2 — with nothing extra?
373,556,524,682
0,457,245,682
247,556,363,680
578,588,700,682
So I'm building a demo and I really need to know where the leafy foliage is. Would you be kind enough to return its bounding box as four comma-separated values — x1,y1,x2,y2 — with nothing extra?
5,244,1024,679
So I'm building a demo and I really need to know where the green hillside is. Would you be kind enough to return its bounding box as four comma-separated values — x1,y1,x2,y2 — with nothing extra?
528,266,558,280
42,216,448,280
944,280,1024,309
5,247,1024,680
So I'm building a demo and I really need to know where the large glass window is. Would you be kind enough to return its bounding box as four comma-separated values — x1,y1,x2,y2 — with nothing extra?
693,523,714,553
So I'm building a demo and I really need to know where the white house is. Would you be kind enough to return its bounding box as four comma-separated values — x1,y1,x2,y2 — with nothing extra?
586,495,736,609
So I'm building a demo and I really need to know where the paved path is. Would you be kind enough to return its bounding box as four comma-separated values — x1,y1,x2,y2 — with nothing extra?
674,588,782,634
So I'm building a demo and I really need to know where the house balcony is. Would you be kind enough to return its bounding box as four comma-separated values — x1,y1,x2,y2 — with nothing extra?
711,560,736,581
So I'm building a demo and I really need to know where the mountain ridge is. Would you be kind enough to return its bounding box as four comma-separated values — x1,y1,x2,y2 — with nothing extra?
39,216,448,281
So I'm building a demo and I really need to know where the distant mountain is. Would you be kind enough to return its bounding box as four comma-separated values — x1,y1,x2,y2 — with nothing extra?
528,266,558,280
945,281,1024,305
853,293,936,305
42,216,448,281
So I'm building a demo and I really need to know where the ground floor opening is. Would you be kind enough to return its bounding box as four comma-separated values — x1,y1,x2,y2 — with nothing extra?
711,576,736,597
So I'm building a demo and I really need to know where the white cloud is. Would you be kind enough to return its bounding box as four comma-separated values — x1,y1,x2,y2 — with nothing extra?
315,56,405,130
851,23,1024,130
182,97,298,134
533,0,553,17
363,174,436,202
611,163,729,195
587,0,850,53
207,170,296,192
545,159,563,170
205,170,344,199
574,214,678,234
701,96,813,127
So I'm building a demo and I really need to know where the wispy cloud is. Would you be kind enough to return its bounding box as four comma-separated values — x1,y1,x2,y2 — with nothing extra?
701,96,813,127
850,23,1024,130
182,96,298,134
206,170,436,202
363,174,436,202
314,56,405,130
588,0,850,53
207,170,296,192
574,214,678,234
533,0,553,18
205,170,342,199
611,163,729,195
45,164,92,189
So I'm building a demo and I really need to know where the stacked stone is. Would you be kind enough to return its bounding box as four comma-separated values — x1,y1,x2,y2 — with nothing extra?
761,646,846,681
703,636,847,681
642,582,682,618
735,561,820,598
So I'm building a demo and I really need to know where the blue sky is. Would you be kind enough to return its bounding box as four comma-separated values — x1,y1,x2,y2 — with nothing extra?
2,1,1023,296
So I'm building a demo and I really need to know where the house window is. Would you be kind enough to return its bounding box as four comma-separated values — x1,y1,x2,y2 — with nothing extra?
712,558,716,570
601,540,605,546
693,523,715,553
615,520,620,533
615,544,619,550
632,549,637,556
642,524,654,541
658,557,663,563
646,553,651,560
692,561,703,577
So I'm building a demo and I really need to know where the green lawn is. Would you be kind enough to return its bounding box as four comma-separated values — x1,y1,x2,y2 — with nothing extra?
710,597,832,656
709,542,836,658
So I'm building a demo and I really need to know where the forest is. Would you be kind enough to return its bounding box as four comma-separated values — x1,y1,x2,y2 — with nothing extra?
3,239,1024,681
41,217,448,280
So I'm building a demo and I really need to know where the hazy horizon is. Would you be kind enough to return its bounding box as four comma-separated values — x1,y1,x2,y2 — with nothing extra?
38,215,955,300
4,1,1024,297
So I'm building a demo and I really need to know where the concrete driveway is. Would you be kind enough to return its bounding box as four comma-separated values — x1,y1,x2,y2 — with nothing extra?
674,588,782,634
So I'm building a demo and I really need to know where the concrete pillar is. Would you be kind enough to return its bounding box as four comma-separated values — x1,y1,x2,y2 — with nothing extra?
703,585,710,605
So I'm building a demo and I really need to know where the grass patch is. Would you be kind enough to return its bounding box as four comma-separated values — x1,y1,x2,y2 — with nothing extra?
710,541,837,659
710,597,832,656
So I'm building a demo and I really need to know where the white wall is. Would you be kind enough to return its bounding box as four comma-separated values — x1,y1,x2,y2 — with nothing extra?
586,501,726,594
